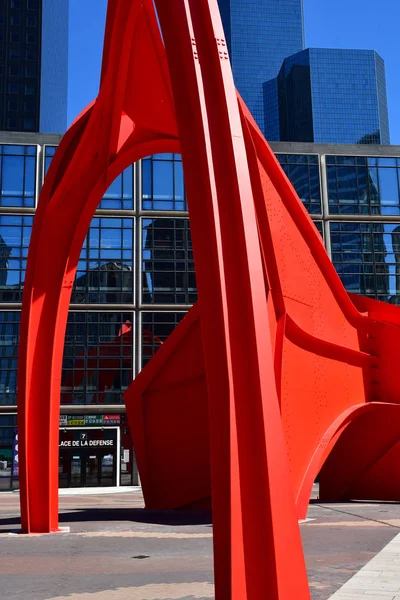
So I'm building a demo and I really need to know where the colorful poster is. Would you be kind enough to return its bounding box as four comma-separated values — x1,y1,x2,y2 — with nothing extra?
84,415,103,426
12,429,19,477
103,414,121,426
67,416,85,427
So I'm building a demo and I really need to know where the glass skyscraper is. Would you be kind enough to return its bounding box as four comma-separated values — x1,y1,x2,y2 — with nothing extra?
218,0,305,133
0,0,68,133
265,48,390,145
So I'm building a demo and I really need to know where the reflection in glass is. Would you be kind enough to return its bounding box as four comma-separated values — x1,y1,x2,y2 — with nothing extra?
100,166,134,210
0,145,36,207
141,312,186,367
61,312,133,405
142,154,186,211
277,155,321,215
142,218,197,304
327,156,400,216
73,217,134,304
44,145,56,175
0,414,17,490
330,222,400,303
0,312,19,406
379,168,399,206
0,215,32,302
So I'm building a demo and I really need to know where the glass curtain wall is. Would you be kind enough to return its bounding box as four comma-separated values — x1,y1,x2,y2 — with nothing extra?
2,140,400,487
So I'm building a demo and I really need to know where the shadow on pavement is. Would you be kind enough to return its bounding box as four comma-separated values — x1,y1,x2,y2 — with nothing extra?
0,507,213,533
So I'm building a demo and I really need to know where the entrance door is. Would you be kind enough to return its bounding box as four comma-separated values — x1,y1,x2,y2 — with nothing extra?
59,428,118,488
83,453,115,487
99,453,115,486
84,455,100,487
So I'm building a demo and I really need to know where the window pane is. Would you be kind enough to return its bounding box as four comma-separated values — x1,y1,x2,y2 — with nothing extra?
61,312,133,405
153,160,173,200
142,218,197,304
2,156,24,196
99,167,133,210
379,168,399,206
142,155,187,210
327,155,400,216
0,217,32,302
72,217,134,304
276,154,321,214
330,222,400,303
0,312,19,407
0,148,36,207
141,312,186,367
24,156,35,196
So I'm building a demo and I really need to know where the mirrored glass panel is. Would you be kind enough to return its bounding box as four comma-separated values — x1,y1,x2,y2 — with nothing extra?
142,218,196,304
327,156,400,215
141,311,186,367
276,154,321,215
0,215,32,302
61,312,134,405
0,414,17,491
142,154,186,211
0,145,36,207
0,312,19,406
330,222,400,303
73,217,134,304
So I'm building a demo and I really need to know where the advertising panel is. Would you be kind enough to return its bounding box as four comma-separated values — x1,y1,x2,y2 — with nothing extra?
103,414,121,426
12,429,18,477
84,415,103,426
67,416,85,427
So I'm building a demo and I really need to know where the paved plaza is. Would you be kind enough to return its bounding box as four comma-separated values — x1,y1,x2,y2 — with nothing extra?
1,490,400,599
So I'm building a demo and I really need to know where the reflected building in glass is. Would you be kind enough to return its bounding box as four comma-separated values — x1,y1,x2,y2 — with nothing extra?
2,132,400,490
265,49,390,145
217,0,305,134
0,0,68,133
391,226,400,304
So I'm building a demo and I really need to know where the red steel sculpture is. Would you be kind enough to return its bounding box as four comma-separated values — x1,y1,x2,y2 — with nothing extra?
16,0,400,598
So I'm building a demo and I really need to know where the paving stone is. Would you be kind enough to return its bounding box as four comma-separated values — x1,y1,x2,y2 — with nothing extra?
2,491,400,599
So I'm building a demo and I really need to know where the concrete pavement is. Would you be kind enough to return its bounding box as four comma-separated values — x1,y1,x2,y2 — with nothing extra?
1,490,400,598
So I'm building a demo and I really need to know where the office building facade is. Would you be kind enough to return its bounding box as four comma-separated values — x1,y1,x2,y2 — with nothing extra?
2,133,400,489
265,49,390,145
0,0,68,134
217,0,304,133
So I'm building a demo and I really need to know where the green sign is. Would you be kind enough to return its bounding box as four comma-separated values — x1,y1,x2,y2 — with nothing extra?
84,415,103,426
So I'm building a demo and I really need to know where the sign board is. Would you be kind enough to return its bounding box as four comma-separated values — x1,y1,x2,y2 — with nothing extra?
103,414,121,425
84,415,103,426
12,429,18,477
59,440,114,448
59,428,117,450
59,437,115,448
67,416,85,427
59,414,123,427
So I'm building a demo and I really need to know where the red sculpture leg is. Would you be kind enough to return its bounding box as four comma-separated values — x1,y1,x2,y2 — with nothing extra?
153,2,310,598
18,0,180,534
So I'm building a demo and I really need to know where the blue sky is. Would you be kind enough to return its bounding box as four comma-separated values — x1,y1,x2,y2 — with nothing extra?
68,0,400,143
